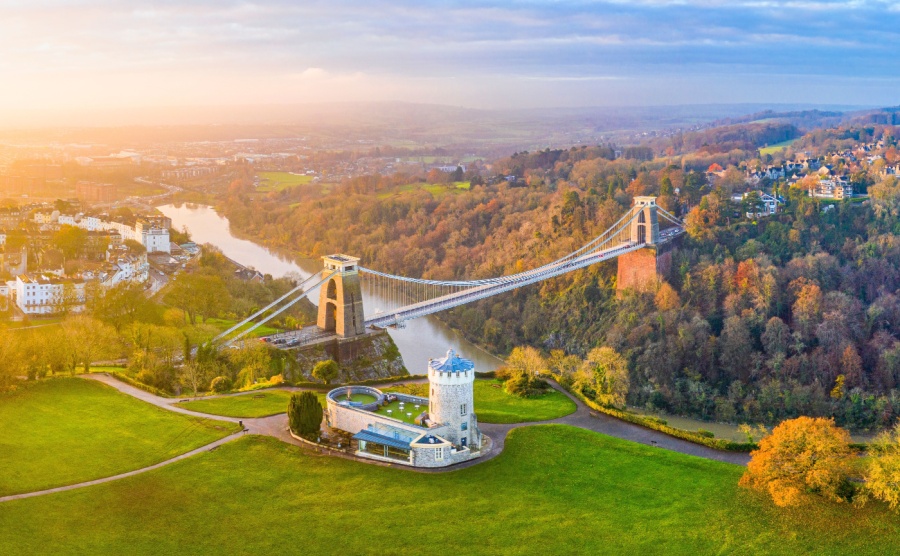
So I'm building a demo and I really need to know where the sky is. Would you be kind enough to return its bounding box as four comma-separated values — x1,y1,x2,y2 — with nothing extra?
2,0,900,125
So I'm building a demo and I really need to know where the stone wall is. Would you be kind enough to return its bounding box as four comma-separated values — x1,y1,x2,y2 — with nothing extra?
293,330,407,382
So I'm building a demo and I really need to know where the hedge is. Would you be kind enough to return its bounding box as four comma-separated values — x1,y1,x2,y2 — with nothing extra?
562,382,758,452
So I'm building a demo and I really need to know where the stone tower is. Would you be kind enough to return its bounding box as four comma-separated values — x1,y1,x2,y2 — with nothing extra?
317,254,366,338
617,196,673,294
427,349,479,449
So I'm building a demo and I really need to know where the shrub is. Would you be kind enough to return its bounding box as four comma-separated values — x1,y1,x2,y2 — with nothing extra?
505,370,548,398
697,429,715,438
740,416,854,507
210,376,232,393
288,391,323,436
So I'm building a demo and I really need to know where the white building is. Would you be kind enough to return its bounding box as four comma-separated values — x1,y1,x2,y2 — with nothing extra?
15,274,85,315
324,349,483,468
810,179,853,200
43,213,170,253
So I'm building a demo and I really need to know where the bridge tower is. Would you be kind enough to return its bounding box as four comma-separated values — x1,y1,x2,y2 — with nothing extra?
318,254,367,338
617,196,673,293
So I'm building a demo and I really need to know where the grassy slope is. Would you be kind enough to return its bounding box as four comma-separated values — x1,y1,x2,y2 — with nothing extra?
474,379,576,423
175,390,327,418
256,171,313,192
2,427,898,554
759,138,797,155
0,378,240,496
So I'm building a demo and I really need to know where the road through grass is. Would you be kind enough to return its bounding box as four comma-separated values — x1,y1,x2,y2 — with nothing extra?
0,378,239,496
2,426,899,554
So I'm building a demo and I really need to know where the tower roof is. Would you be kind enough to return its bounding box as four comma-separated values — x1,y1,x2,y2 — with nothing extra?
429,349,474,373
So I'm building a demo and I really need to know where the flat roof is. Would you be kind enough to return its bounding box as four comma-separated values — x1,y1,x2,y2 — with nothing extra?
353,430,411,451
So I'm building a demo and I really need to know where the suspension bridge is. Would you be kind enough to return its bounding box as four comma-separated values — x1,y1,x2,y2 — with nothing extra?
215,197,684,348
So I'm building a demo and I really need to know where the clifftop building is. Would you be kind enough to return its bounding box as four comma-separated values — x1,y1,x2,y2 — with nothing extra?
324,349,483,468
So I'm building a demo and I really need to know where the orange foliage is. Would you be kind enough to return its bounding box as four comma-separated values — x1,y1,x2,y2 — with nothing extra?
740,416,854,507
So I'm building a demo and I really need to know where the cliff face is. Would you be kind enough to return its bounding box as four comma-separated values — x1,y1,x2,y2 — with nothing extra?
293,330,408,382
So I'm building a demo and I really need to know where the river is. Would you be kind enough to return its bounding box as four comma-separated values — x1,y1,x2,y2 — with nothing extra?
158,203,504,375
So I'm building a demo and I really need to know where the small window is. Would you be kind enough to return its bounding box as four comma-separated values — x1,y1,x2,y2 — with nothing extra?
460,404,467,416
461,422,467,431
435,447,443,461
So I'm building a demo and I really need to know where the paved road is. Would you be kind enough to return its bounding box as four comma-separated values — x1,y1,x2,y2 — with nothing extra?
0,373,749,502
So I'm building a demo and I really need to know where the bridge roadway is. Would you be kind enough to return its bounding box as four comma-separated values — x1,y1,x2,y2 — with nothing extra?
365,229,682,329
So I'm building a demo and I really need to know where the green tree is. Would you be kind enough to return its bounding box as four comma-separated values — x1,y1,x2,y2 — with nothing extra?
288,391,323,436
312,359,339,385
579,347,630,408
164,273,230,324
52,225,88,261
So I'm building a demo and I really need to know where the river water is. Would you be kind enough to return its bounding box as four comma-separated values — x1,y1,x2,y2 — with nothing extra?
158,203,503,375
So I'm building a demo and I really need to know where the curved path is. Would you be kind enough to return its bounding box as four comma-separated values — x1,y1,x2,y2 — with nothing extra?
0,374,749,503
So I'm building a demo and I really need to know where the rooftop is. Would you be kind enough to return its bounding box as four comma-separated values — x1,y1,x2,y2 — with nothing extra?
429,349,474,373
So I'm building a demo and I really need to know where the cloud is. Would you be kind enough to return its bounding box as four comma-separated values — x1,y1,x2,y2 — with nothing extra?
0,0,898,116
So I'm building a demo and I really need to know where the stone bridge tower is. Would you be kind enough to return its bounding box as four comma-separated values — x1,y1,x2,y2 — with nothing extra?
317,254,366,338
617,196,673,294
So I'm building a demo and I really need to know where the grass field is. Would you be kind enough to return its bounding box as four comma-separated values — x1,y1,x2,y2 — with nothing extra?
256,171,313,192
759,139,797,156
2,426,899,554
0,378,239,496
473,379,576,423
377,181,470,199
175,390,327,418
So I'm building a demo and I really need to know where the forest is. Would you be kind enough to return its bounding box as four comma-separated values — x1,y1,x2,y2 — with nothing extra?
220,124,900,431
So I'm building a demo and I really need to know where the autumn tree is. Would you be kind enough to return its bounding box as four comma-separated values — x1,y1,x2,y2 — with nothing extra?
312,359,339,385
59,316,119,374
740,416,854,507
865,423,900,511
506,346,546,376
578,347,630,408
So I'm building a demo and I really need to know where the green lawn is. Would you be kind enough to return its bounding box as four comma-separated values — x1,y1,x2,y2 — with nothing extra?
759,139,797,156
473,379,576,423
0,378,239,496
2,426,899,554
256,171,313,192
374,398,427,424
175,390,327,418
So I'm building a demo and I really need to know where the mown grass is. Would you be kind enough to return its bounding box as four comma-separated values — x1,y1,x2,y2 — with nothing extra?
175,390,327,418
256,171,313,192
2,427,899,554
473,379,576,423
0,378,239,496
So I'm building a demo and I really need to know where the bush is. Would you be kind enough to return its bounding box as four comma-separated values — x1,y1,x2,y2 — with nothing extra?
210,376,232,393
697,429,715,438
504,370,548,398
288,391,323,436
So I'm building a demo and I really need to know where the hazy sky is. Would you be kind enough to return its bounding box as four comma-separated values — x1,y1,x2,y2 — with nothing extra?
2,0,900,124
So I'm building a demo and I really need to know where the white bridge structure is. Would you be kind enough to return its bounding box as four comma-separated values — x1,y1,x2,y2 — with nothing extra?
215,197,684,348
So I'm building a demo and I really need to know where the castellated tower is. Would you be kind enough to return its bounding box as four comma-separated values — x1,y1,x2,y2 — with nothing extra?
428,349,479,449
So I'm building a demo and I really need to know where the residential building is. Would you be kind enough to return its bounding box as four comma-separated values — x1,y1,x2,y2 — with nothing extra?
15,274,85,315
